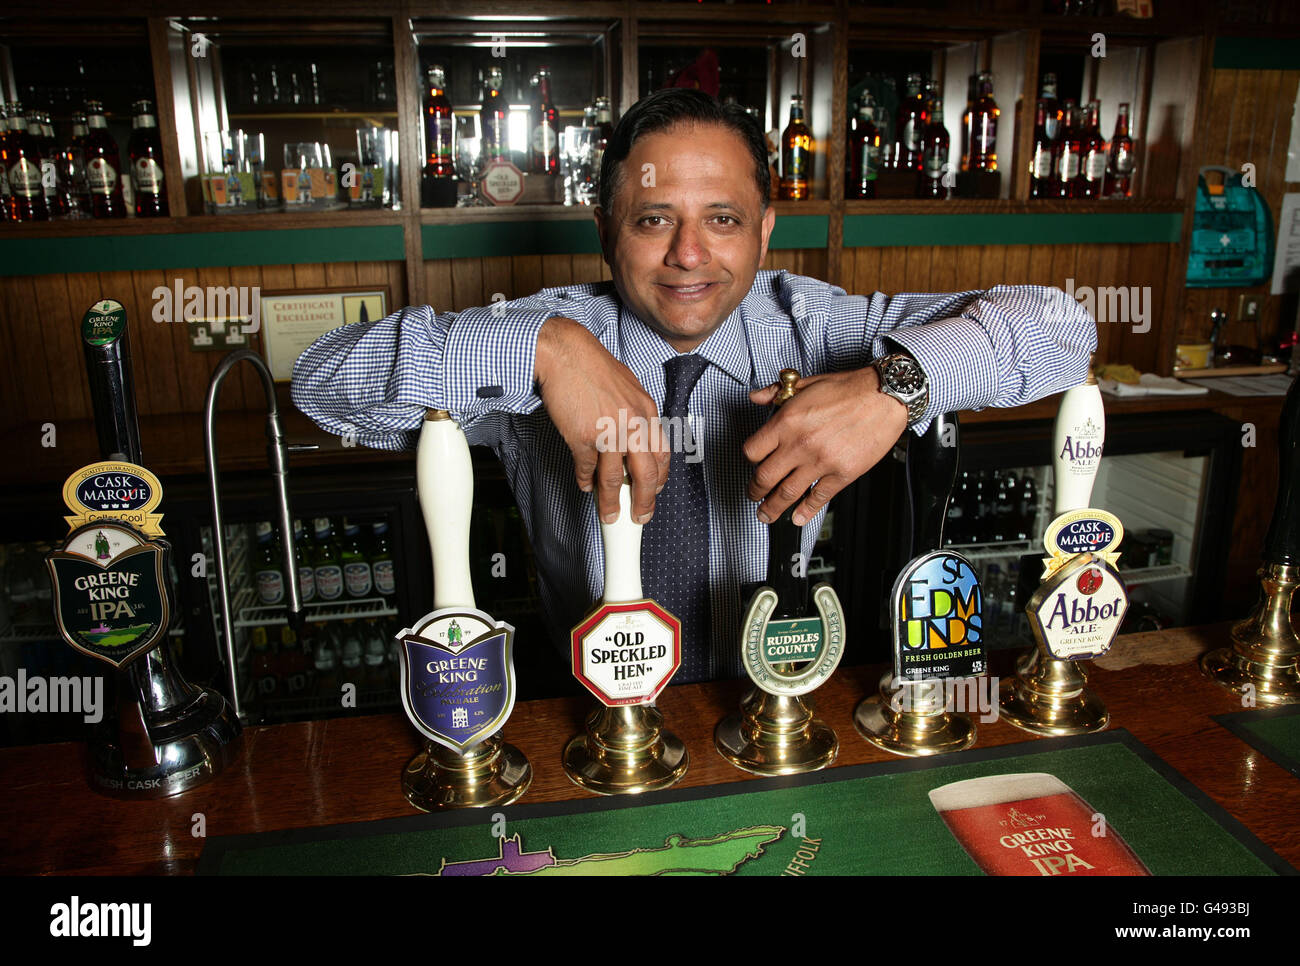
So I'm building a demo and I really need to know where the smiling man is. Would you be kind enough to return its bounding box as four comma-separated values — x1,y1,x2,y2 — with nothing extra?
293,89,1096,682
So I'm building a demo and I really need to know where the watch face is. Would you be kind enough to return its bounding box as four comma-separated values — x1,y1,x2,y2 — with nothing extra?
885,357,925,395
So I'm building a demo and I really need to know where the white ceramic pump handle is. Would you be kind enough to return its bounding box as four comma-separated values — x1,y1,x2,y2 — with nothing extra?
417,410,476,610
601,481,643,604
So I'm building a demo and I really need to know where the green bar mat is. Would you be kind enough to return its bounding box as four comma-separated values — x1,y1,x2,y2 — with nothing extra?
197,730,1293,876
1215,705,1300,780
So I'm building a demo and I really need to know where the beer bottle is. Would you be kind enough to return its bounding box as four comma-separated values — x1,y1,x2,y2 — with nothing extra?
250,625,279,710
846,93,881,199
293,519,315,603
530,67,559,175
2,102,48,221
128,99,167,216
1051,100,1081,199
594,96,614,143
84,100,127,218
33,110,64,217
1077,100,1106,199
279,623,310,699
916,95,950,199
893,73,928,171
252,521,286,607
313,623,340,697
362,619,390,691
480,66,508,161
339,619,364,690
423,64,454,179
370,521,396,600
1040,72,1060,141
779,93,811,200
340,519,373,598
1105,103,1136,199
967,72,1000,172
312,517,344,601
1029,99,1053,198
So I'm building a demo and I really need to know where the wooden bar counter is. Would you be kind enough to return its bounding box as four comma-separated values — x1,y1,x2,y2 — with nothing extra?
1,623,1297,875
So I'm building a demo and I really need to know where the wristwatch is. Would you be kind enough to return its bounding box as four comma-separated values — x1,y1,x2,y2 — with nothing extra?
871,351,929,426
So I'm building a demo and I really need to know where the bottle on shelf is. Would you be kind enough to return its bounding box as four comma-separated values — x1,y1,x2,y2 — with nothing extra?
31,110,65,218
529,67,560,175
2,102,48,222
916,95,950,199
893,72,928,172
423,65,454,180
293,519,315,604
779,93,811,201
338,619,364,690
1029,99,1054,199
252,521,286,607
1051,99,1081,200
362,619,390,692
480,66,508,162
250,625,279,709
966,71,999,172
593,94,614,178
279,624,310,700
313,622,340,698
1077,100,1106,199
960,73,978,173
84,100,127,219
312,517,344,602
370,521,396,601
846,92,882,200
340,519,373,599
1016,472,1037,542
1106,102,1136,199
128,99,167,217
1040,73,1060,141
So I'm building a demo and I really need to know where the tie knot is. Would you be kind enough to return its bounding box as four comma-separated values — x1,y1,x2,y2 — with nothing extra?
662,354,709,417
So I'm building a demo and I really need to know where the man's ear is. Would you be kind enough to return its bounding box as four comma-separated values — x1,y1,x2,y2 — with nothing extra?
758,204,776,265
594,207,613,267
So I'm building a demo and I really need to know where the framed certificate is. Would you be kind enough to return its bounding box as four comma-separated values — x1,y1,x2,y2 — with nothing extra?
260,288,389,382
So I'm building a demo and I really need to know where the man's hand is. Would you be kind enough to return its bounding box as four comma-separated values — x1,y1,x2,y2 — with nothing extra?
535,316,670,524
744,367,908,527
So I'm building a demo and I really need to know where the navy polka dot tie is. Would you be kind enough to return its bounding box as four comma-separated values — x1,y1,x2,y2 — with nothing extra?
642,354,712,683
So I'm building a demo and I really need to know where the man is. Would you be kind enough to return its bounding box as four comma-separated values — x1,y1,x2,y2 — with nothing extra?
293,89,1096,682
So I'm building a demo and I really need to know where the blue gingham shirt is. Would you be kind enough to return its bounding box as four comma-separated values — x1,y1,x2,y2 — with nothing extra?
292,270,1095,675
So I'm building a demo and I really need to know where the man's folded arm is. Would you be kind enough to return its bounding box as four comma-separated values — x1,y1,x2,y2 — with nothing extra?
824,285,1098,434
291,289,606,449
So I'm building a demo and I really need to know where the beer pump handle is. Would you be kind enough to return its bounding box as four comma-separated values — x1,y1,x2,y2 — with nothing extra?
767,369,808,613
1263,376,1300,567
601,480,643,604
82,305,143,464
905,412,959,558
1052,374,1106,516
418,410,476,610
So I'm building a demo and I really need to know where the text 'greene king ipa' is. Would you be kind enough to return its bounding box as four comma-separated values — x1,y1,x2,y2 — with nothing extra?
929,773,1150,876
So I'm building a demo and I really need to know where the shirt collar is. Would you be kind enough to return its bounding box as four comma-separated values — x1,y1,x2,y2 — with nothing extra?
618,301,753,387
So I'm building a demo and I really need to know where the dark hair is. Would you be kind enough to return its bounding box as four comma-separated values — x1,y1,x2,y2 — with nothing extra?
597,88,771,212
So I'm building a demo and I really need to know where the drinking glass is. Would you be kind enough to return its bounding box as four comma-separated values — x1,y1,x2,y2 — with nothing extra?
203,130,260,214
455,127,486,207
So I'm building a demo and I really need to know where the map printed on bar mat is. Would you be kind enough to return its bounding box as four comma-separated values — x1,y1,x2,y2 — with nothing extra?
197,731,1292,876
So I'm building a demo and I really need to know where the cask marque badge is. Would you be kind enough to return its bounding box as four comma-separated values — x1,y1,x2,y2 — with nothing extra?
45,521,172,669
61,460,165,538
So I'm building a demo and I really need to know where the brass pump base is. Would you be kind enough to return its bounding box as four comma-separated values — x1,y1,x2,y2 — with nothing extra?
999,647,1108,736
715,688,838,775
854,673,975,757
1201,563,1300,704
564,703,688,795
402,733,532,811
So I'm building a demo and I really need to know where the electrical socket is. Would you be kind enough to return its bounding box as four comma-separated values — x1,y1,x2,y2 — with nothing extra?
1237,294,1261,323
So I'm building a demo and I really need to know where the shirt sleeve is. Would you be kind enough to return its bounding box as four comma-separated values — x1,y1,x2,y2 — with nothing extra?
291,288,608,450
821,283,1098,435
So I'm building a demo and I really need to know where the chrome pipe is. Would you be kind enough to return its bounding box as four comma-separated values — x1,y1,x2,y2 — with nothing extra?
204,350,303,721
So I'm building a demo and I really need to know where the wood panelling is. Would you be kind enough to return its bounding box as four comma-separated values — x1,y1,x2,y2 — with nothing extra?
1183,68,1300,350
842,242,1175,372
0,260,406,434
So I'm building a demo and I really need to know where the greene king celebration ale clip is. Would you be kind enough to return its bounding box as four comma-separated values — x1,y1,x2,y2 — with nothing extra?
929,773,1149,876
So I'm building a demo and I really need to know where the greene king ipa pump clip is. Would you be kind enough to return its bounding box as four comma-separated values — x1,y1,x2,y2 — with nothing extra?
46,300,241,798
